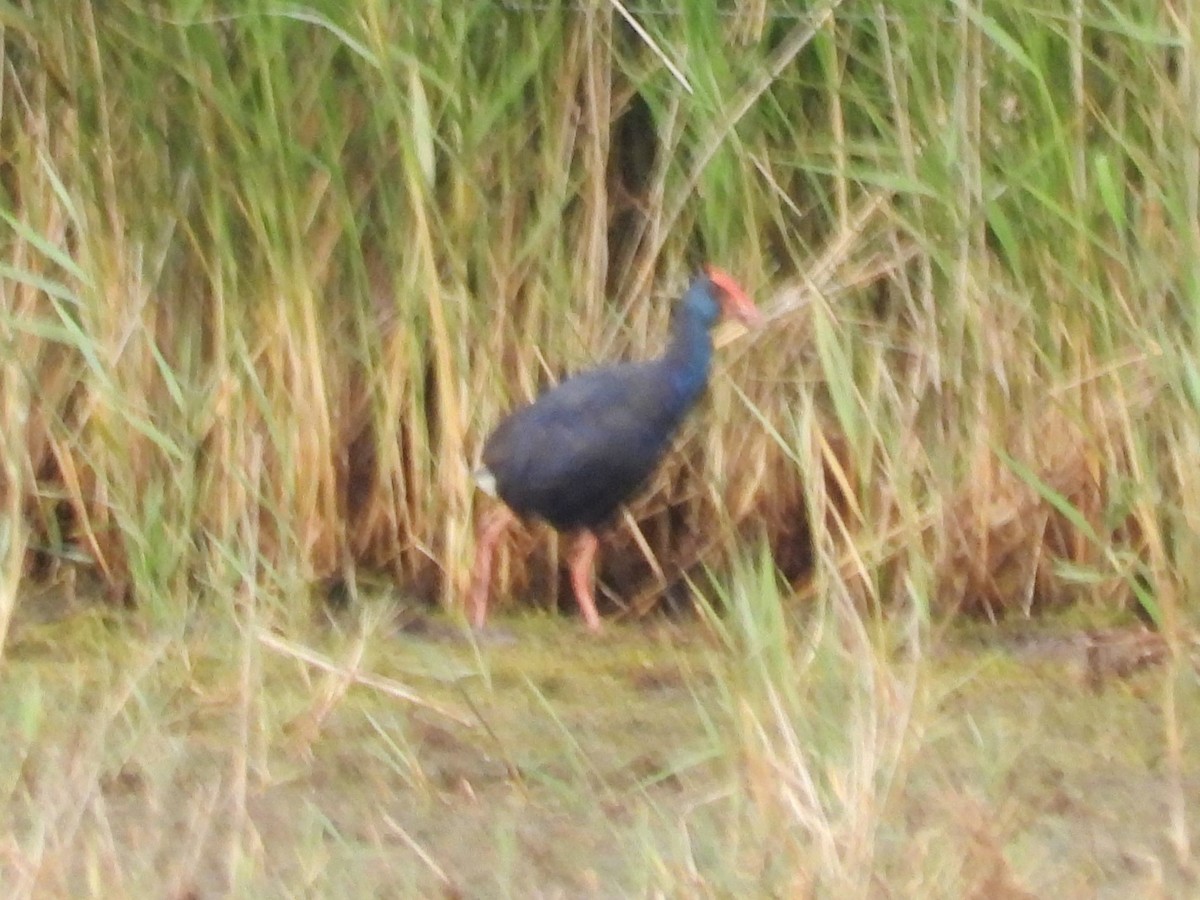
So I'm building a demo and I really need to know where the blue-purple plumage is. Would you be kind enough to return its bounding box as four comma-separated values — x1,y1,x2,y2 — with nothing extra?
478,272,726,531
482,361,688,529
467,266,760,632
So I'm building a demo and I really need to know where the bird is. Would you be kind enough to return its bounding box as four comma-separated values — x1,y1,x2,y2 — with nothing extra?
468,265,762,633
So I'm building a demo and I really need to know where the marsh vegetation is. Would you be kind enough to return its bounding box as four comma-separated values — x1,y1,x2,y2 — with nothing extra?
1,1,1198,895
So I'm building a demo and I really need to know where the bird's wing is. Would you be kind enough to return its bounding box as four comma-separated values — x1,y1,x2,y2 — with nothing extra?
482,362,688,521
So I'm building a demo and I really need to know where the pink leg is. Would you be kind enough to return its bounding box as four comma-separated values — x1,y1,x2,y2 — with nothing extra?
567,530,603,633
468,506,517,629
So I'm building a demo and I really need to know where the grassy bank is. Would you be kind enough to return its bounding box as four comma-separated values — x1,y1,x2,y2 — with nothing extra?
2,0,1194,624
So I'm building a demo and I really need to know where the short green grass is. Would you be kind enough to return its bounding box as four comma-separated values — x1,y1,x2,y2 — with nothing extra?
2,579,1194,897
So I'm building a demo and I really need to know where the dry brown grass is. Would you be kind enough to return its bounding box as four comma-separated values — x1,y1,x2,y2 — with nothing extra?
4,4,1194,645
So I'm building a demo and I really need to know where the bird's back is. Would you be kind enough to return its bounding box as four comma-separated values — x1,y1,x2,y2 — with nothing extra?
481,359,696,530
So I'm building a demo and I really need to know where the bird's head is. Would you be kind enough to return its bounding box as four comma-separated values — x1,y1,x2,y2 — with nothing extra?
684,265,762,329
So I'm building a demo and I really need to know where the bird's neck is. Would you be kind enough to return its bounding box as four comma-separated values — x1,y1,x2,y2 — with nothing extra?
661,310,713,405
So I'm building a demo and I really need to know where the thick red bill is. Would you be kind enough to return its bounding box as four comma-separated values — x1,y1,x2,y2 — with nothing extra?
704,265,764,327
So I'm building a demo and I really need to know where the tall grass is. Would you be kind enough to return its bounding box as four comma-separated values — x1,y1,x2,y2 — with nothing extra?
2,0,1199,891
3,0,1192,626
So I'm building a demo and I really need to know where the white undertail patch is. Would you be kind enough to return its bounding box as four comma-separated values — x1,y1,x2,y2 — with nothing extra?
473,466,498,497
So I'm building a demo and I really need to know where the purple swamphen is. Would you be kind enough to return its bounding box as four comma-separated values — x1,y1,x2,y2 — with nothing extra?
469,265,762,632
